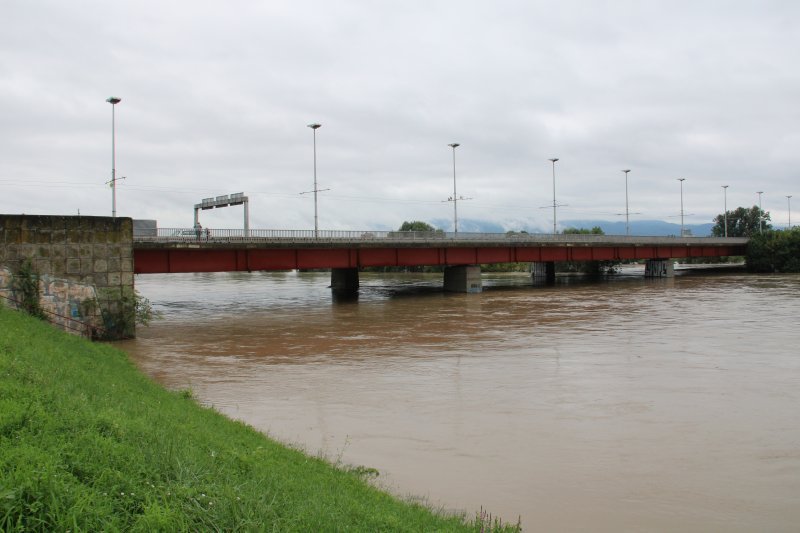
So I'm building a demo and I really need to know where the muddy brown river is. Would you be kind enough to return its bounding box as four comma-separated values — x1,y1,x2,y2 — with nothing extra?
120,269,800,531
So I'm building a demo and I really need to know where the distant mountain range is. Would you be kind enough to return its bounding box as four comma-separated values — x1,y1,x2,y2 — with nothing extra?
424,218,714,237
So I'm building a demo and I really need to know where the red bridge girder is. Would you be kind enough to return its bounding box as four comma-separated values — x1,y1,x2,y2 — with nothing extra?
133,243,747,274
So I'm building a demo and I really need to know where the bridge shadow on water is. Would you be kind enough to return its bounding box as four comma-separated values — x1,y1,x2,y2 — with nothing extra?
347,265,745,304
347,271,647,304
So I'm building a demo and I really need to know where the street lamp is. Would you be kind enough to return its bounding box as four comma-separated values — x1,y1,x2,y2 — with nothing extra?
307,123,322,238
722,185,729,237
787,195,793,229
622,169,631,235
678,178,686,237
549,158,559,234
448,143,460,233
757,191,764,234
106,96,121,218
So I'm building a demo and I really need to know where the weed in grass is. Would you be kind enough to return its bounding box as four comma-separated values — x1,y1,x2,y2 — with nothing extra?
477,506,523,533
348,465,380,479
334,434,351,466
177,388,194,400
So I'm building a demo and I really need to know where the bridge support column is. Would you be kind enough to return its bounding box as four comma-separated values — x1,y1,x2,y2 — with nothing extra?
331,268,359,293
531,262,556,284
645,259,674,278
444,265,482,293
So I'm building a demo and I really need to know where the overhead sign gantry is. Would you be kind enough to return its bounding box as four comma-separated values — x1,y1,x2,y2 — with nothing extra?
194,192,249,235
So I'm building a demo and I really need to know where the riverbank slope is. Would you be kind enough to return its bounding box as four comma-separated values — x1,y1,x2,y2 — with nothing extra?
0,307,503,531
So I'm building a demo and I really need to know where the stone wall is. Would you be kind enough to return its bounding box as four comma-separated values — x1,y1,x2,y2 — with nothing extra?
0,266,102,337
0,215,135,338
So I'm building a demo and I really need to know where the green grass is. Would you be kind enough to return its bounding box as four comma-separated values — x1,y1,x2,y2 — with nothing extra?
0,307,516,531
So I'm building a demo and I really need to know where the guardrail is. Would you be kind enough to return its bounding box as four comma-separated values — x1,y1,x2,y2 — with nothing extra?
134,228,749,246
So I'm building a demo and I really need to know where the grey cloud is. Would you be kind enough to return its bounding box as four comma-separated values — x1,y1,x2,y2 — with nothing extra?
1,1,798,230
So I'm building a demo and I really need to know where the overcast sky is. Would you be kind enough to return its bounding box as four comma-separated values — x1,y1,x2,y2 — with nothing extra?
2,1,797,232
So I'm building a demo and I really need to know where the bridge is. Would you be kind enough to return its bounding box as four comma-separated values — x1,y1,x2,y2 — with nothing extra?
0,214,750,338
133,228,748,293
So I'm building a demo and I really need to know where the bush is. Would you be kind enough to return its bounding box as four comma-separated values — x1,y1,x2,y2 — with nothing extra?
11,259,45,319
746,228,800,273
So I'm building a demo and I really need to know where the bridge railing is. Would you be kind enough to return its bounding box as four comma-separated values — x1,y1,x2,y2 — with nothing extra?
135,228,748,246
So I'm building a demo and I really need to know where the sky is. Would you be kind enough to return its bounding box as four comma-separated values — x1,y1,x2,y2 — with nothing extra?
1,0,798,233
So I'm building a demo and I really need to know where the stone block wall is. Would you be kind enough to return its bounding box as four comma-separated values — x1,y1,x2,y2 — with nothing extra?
0,214,135,338
0,266,102,337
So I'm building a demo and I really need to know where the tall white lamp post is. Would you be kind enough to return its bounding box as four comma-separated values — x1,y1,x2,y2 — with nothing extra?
678,178,686,237
722,185,729,237
622,169,631,235
308,123,322,238
757,191,764,234
448,143,460,233
787,195,792,229
549,158,559,234
106,96,121,218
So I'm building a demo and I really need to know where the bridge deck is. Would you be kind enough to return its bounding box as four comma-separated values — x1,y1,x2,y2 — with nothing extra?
133,229,748,274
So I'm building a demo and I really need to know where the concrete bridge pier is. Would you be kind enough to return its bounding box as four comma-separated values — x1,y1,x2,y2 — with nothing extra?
531,262,556,284
331,267,359,293
444,265,482,293
644,259,675,278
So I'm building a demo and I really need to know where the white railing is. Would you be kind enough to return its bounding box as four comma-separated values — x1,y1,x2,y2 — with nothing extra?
134,228,749,246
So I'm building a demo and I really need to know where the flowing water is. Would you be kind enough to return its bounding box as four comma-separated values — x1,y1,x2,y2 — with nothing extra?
120,269,800,531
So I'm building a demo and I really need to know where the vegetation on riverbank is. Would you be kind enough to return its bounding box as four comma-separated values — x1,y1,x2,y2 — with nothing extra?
746,228,800,272
0,307,517,531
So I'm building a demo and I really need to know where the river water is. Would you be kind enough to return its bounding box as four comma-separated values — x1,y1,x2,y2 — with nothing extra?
120,269,800,531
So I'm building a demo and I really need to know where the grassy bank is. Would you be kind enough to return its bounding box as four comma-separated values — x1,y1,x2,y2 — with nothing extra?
0,307,512,531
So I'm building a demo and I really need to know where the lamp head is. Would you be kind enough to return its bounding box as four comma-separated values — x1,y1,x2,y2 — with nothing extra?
307,123,321,130
448,143,460,148
106,96,121,105
549,158,559,163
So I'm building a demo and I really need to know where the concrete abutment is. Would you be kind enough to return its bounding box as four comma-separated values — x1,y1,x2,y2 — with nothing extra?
331,267,359,294
531,261,556,284
644,259,675,278
444,265,482,293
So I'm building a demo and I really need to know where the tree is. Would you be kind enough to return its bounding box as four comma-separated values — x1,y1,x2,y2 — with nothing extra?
562,226,604,235
398,220,437,232
559,227,619,275
712,206,771,237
